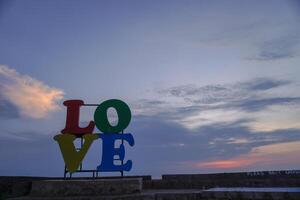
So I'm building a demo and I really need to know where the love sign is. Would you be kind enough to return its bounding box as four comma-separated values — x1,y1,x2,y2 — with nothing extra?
54,99,135,174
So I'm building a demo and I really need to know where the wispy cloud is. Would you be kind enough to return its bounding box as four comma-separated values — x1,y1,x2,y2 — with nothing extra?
250,34,300,61
246,103,300,132
157,78,292,108
0,65,64,118
195,159,255,169
240,78,291,91
194,140,300,170
133,77,300,132
131,116,300,174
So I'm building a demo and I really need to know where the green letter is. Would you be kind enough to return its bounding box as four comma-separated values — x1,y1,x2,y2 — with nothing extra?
94,99,131,133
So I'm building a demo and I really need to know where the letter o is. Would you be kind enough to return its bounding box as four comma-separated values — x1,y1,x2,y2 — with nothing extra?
94,99,131,133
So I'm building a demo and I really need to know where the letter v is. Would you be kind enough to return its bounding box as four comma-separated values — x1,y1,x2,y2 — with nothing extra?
54,134,99,172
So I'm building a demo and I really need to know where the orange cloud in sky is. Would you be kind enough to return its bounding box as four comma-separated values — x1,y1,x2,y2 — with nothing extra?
197,159,255,169
193,141,300,170
0,65,64,118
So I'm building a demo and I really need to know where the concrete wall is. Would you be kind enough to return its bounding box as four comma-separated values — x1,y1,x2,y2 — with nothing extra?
1,170,300,199
144,170,300,189
0,176,150,199
0,177,44,199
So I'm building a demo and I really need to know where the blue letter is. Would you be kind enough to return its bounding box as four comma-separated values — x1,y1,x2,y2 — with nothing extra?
97,133,134,172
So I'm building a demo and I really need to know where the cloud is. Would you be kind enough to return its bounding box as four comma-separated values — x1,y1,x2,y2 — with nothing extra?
159,78,291,106
174,108,246,130
0,65,64,119
250,34,300,61
160,84,241,105
196,159,254,169
194,140,300,170
240,78,291,91
133,77,300,132
245,103,300,132
234,97,300,112
129,115,300,174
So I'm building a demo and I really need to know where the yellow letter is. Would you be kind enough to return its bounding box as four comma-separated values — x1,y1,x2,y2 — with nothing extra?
54,134,99,172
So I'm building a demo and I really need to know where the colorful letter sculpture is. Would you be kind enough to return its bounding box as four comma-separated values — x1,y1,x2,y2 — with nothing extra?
61,100,95,135
54,134,99,172
98,133,134,172
54,99,135,173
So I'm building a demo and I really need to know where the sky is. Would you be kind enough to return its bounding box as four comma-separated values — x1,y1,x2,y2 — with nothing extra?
0,0,300,178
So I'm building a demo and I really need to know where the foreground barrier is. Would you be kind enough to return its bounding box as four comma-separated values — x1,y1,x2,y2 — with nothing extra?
2,170,300,199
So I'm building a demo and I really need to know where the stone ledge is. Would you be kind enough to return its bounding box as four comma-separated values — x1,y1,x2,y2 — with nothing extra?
9,193,155,200
202,191,300,200
9,189,203,200
9,188,300,200
29,178,142,197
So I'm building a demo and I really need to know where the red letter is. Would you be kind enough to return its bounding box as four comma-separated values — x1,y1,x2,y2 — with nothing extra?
61,100,95,135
